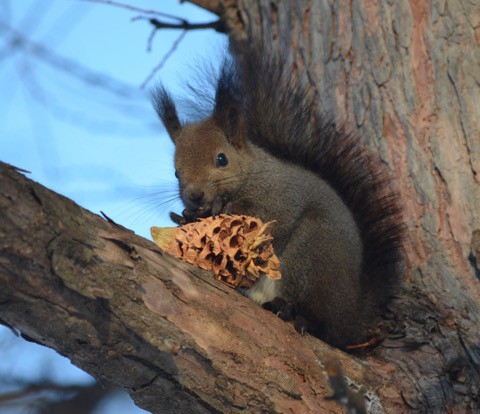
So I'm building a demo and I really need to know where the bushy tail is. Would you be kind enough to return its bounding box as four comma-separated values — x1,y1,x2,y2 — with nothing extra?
222,43,404,310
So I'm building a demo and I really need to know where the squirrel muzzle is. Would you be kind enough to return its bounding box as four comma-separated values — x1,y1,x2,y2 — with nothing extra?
182,183,205,210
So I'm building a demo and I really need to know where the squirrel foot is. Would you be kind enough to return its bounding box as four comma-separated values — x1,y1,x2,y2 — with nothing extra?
262,297,307,336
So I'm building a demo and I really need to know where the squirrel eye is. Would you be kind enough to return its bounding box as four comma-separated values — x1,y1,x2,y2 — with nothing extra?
174,170,179,179
216,153,228,167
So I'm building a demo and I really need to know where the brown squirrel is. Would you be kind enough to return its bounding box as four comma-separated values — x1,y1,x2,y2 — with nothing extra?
152,44,404,348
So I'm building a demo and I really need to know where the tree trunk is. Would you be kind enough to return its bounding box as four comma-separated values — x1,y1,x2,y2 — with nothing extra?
220,0,480,411
1,0,480,412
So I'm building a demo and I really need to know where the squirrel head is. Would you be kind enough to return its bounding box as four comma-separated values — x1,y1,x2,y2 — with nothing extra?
152,86,250,211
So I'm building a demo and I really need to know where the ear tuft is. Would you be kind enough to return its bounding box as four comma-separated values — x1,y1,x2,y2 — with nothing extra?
213,58,245,147
151,86,182,142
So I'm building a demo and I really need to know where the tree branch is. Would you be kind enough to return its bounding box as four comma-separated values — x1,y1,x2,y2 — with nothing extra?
140,30,187,89
0,162,406,412
143,16,225,33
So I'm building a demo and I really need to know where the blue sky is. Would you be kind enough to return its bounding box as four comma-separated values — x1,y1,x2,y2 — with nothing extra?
1,0,225,238
0,1,224,412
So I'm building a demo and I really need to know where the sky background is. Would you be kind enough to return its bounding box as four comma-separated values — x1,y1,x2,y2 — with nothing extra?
0,0,224,412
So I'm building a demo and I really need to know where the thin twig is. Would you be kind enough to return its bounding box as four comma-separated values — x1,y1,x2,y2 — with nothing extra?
131,15,225,33
3,163,31,174
146,25,157,52
83,1,225,85
140,30,187,89
0,21,143,98
145,16,224,32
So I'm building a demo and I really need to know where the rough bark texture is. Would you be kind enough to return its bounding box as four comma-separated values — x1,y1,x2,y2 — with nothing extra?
222,0,480,411
1,0,480,412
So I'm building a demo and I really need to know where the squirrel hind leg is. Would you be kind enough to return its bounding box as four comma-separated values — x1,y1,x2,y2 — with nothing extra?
263,296,370,348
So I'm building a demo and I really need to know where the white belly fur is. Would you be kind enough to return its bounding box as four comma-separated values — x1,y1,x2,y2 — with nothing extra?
244,276,279,304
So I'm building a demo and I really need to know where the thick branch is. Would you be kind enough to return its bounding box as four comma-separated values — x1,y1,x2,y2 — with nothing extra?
0,161,405,412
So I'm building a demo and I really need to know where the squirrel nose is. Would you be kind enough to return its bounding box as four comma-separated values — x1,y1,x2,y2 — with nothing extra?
185,186,204,207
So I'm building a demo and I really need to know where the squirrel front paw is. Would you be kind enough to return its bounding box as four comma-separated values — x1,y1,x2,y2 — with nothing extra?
170,208,210,225
169,210,199,225
169,197,233,225
210,197,233,216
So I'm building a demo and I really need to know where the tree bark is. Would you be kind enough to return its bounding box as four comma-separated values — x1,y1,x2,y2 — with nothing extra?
220,0,480,412
1,0,480,412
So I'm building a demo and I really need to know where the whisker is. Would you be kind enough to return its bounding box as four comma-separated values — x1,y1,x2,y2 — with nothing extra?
112,185,182,229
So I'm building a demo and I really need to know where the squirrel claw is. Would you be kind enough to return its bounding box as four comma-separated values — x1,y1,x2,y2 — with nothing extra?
223,201,233,214
264,298,309,336
211,196,223,217
182,208,210,223
192,208,210,219
294,316,308,336
263,297,295,321
170,198,232,226
211,197,232,217
169,209,204,225
276,302,294,321
169,211,186,225
182,209,199,220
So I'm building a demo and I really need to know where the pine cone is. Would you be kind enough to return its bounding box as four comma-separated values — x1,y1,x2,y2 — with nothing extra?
151,214,281,289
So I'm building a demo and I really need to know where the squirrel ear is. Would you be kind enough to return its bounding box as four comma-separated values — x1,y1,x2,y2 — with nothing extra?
151,86,182,143
214,104,246,148
229,112,247,149
213,60,245,148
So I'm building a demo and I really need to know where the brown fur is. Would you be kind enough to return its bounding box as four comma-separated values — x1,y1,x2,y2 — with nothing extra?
152,45,404,348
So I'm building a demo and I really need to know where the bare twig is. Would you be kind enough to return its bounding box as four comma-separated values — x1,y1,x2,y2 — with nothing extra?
146,25,157,52
140,30,187,89
128,7,224,83
135,13,224,82
2,163,31,174
144,16,224,32
78,1,225,89
79,0,225,32
0,22,142,99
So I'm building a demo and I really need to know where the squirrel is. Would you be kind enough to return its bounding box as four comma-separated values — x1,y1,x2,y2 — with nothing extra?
152,44,404,348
